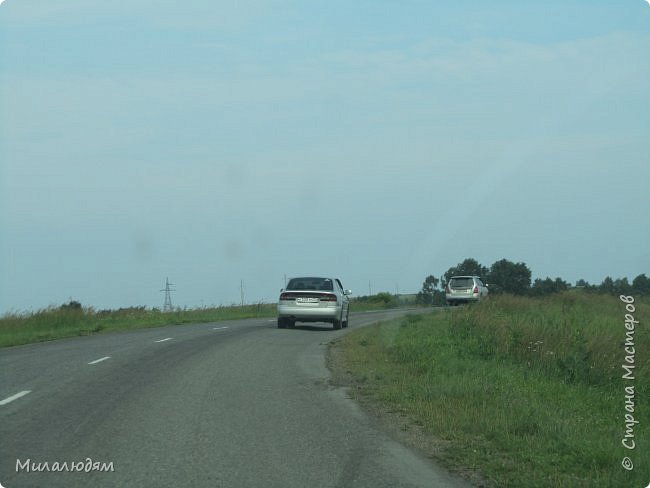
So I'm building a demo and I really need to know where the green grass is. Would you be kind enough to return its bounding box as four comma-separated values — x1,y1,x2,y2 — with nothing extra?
0,296,421,348
335,292,649,487
349,293,422,312
0,304,276,347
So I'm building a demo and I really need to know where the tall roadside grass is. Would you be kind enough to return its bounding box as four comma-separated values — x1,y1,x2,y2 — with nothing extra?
350,293,422,312
334,292,649,487
0,304,276,348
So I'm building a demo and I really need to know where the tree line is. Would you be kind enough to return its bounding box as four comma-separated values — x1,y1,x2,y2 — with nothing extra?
416,258,650,305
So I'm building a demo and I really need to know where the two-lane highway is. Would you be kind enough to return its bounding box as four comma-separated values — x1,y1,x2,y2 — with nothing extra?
1,310,470,488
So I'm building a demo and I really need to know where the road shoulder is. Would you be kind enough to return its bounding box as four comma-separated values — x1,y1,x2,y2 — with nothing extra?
327,336,485,488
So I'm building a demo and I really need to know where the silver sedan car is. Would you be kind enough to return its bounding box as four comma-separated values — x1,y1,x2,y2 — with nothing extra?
277,277,351,330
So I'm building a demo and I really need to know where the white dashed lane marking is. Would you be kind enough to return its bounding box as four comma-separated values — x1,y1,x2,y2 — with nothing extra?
2,326,239,409
0,390,31,406
88,356,111,365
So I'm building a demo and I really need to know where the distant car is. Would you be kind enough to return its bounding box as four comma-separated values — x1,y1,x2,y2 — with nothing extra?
445,276,488,306
277,277,351,330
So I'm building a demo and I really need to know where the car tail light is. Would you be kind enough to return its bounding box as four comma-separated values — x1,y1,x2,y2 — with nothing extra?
280,293,296,301
473,286,479,294
319,293,337,302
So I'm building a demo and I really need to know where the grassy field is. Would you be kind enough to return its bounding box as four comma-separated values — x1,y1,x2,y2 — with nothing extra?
333,291,649,487
350,293,420,311
0,304,277,348
0,295,417,348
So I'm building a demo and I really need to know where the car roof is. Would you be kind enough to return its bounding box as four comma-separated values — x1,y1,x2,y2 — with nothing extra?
290,276,333,280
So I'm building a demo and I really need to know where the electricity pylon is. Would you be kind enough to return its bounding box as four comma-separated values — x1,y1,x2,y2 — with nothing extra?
161,277,175,312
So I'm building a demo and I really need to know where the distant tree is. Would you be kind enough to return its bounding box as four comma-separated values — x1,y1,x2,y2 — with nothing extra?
555,277,570,291
632,274,650,295
599,277,615,294
487,259,532,295
530,277,570,296
423,275,439,292
593,275,650,296
60,300,82,311
417,275,439,305
575,279,588,287
444,258,489,284
416,275,445,305
613,278,633,295
375,292,394,305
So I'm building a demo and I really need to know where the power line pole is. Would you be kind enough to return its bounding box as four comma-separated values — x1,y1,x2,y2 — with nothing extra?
161,277,175,312
240,280,244,307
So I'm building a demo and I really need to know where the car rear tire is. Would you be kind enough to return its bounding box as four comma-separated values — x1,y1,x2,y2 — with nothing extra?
333,318,342,330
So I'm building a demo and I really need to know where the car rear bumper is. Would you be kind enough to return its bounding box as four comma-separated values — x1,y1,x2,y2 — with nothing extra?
445,293,480,303
277,303,342,322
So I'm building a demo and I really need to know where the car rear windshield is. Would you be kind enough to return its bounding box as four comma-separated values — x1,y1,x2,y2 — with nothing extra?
450,277,474,289
286,278,334,291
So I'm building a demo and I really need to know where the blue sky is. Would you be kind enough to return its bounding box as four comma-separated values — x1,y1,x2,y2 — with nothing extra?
1,1,649,312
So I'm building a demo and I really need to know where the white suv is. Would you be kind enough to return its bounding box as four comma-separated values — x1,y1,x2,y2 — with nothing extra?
445,276,488,306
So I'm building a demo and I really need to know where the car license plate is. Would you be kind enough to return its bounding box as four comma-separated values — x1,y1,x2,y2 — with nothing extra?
296,297,319,303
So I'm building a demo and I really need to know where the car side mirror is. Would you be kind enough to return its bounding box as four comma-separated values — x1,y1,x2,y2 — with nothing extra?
344,290,352,296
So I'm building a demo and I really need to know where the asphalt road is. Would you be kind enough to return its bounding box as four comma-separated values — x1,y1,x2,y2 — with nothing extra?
0,310,470,488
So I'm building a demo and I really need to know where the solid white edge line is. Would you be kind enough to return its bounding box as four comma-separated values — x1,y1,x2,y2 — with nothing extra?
88,356,111,365
213,326,229,330
0,390,32,406
155,337,173,343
